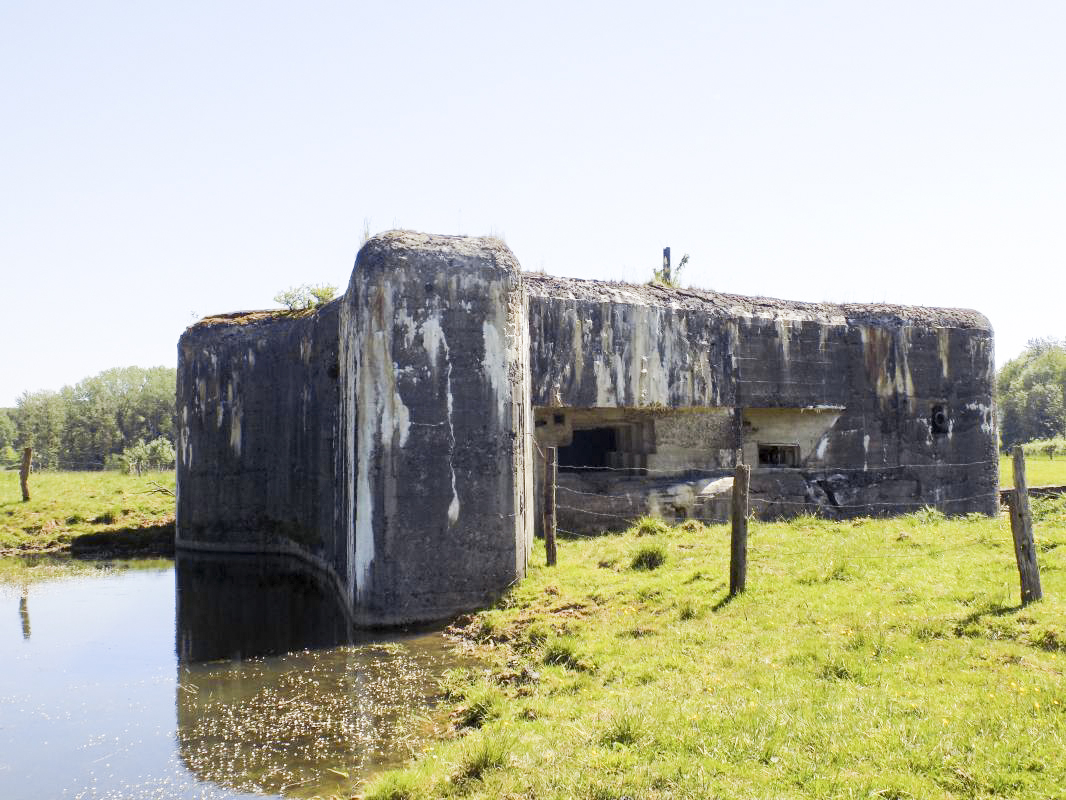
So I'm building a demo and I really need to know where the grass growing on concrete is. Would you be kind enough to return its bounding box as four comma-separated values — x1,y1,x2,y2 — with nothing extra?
1000,453,1066,487
0,470,175,554
363,501,1066,799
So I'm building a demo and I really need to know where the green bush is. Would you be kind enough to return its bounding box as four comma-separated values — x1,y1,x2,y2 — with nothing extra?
121,436,175,474
1022,437,1066,460
273,284,337,311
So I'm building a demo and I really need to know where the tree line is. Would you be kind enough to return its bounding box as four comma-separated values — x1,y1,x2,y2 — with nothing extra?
0,366,176,471
997,338,1066,452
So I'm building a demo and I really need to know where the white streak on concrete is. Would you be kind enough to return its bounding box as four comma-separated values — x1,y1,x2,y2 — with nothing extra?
397,308,417,350
180,405,192,469
777,319,791,367
444,351,460,524
482,318,508,421
965,401,995,435
421,317,445,368
229,386,242,458
420,312,460,524
217,383,227,429
938,329,950,380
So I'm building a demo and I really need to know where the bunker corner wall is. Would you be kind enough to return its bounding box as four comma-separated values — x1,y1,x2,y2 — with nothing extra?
175,302,345,593
339,231,534,625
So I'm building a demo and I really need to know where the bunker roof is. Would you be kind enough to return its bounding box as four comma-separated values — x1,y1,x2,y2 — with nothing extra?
523,273,991,331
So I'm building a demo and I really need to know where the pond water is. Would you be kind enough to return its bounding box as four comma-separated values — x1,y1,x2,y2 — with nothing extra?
0,554,468,799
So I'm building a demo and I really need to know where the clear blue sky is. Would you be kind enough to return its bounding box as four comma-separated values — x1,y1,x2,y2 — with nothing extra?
2,1,1063,407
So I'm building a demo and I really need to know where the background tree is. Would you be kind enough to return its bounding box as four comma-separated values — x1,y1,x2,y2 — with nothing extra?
0,409,17,467
273,284,337,311
997,338,1066,450
10,366,177,470
14,391,66,469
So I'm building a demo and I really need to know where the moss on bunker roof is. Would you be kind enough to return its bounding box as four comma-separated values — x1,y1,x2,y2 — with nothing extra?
187,301,339,332
522,273,991,331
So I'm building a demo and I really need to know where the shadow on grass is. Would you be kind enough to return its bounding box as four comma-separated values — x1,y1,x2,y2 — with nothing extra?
711,591,739,612
952,601,1024,636
70,523,175,558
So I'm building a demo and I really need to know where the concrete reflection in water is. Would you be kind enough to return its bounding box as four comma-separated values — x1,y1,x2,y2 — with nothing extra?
175,553,466,797
176,552,355,663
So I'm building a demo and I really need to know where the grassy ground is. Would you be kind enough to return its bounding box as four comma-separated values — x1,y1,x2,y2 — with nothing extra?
364,501,1066,800
1000,454,1066,488
0,469,175,555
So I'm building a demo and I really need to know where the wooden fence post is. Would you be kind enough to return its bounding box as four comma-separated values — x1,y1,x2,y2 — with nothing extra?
20,447,32,502
730,463,750,596
1008,446,1042,605
544,446,558,566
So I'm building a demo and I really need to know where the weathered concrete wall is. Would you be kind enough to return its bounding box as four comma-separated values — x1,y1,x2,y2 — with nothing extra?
339,233,533,625
527,275,998,522
176,302,345,587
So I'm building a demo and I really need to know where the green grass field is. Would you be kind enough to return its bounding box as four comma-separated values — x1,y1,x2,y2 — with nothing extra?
3,469,1064,797
1001,454,1066,488
365,502,1066,799
0,469,175,554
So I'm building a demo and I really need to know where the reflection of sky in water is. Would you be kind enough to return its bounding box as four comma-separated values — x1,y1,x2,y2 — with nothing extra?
0,561,463,799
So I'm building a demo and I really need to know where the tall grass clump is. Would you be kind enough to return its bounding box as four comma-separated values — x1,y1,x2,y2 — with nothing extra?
630,542,667,570
599,711,642,746
541,636,592,671
454,734,511,782
363,769,426,800
634,515,669,536
455,684,504,728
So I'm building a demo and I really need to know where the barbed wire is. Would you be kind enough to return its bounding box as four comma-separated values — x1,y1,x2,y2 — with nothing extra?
550,459,996,476
556,484,1000,509
555,488,996,522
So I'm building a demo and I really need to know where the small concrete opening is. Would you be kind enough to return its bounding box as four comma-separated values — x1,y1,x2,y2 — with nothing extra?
930,404,949,435
559,427,618,472
758,443,800,468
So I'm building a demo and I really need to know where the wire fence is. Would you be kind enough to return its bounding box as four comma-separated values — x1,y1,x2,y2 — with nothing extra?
552,458,998,476
532,445,1017,579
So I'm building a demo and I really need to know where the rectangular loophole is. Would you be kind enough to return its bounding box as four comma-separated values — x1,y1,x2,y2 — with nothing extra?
758,443,800,468
559,427,617,472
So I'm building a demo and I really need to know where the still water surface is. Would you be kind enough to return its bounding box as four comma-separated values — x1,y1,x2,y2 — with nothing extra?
0,556,467,799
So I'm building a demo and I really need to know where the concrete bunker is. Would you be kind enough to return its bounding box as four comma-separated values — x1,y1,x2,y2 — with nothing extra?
177,231,999,625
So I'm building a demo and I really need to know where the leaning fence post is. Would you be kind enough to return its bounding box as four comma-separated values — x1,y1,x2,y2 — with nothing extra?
730,462,750,596
20,447,32,502
544,446,558,566
1008,446,1042,605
